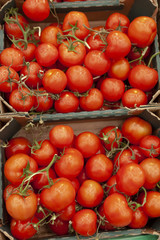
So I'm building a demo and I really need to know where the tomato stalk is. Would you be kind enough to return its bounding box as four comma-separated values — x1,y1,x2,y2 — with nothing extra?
148,51,160,68
127,187,147,211
129,46,149,65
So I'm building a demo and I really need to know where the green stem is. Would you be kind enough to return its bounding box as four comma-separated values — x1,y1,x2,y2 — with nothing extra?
148,51,160,67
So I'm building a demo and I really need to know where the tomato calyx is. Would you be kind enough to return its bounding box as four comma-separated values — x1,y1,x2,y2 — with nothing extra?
31,140,44,154
140,145,159,157
129,46,149,65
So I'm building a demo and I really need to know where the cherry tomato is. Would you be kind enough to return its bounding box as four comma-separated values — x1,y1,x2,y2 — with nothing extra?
122,88,148,108
108,57,130,81
105,13,130,34
142,191,160,218
32,168,56,190
58,200,76,221
22,0,50,21
105,175,117,195
72,209,97,236
40,25,63,47
128,207,148,229
139,135,160,157
0,66,19,93
34,87,54,112
11,42,36,62
86,26,106,51
3,184,16,202
98,204,116,231
49,217,69,236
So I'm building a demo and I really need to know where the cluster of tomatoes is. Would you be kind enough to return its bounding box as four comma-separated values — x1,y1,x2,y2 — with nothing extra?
3,116,160,239
0,0,158,114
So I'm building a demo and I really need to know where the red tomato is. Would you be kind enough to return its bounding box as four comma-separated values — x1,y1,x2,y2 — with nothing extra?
32,168,56,190
103,193,133,227
105,175,117,195
72,209,97,236
116,162,145,196
34,87,54,112
128,65,158,92
22,0,50,21
84,50,111,76
127,45,151,61
66,65,93,93
75,131,101,158
42,68,67,94
5,136,31,159
54,91,79,113
99,125,122,151
0,47,24,72
11,42,36,62
62,11,90,40
85,154,113,182
100,78,125,102
40,178,76,212
49,217,69,236
86,26,106,51
3,184,16,202
70,178,80,192
35,43,58,67
128,207,148,229
77,167,89,185
40,25,63,47
79,88,104,111
139,135,160,157
129,145,146,163
108,58,130,81
4,153,38,186
6,189,38,221
77,179,104,208
122,88,148,108
49,125,74,149
58,200,76,221
105,31,131,59
20,62,43,89
128,16,157,48
140,158,160,189
58,41,86,67
142,191,160,218
54,148,84,179
9,87,35,112
105,12,130,34
121,117,152,145
10,217,39,240
0,66,19,93
98,204,116,231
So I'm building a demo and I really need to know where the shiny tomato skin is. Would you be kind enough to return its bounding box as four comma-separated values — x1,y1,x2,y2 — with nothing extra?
5,137,31,159
34,87,54,112
142,191,160,218
108,57,130,81
11,42,36,62
86,26,106,51
40,178,76,212
49,217,69,236
22,0,50,21
58,200,76,221
98,204,116,231
105,175,117,195
4,153,38,186
116,162,145,196
0,66,19,93
85,154,113,182
32,168,56,190
139,135,160,158
40,25,63,47
128,16,157,48
72,209,97,236
128,207,148,229
122,88,148,108
103,193,133,227
6,190,38,221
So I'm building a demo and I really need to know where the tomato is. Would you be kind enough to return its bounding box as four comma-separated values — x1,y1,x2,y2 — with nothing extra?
11,42,36,62
49,125,74,149
139,135,160,157
113,149,139,169
40,178,76,212
127,45,151,61
62,11,90,40
49,217,69,236
20,62,43,89
72,209,97,236
58,200,76,221
0,47,24,72
5,136,31,159
10,217,39,240
4,153,38,186
86,26,106,51
75,131,101,158
54,148,84,179
66,65,93,93
58,41,86,67
34,87,54,112
42,68,67,94
128,16,157,48
4,13,28,40
84,50,111,76
35,43,58,67
40,25,63,47
77,179,104,208
0,66,19,93
105,175,117,195
32,168,56,190
140,158,160,189
79,88,104,111
31,139,57,167
70,178,80,192
128,207,148,229
99,125,122,151
22,0,50,21
105,31,131,59
128,65,158,92
77,167,89,185
108,58,130,81
9,87,35,112
129,145,146,163
6,189,38,221
142,191,160,218
121,116,152,145
105,13,130,34
85,154,113,182
116,162,145,196
98,204,116,231
103,193,133,227
54,91,79,113
122,88,148,108
100,78,125,102
3,184,16,202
